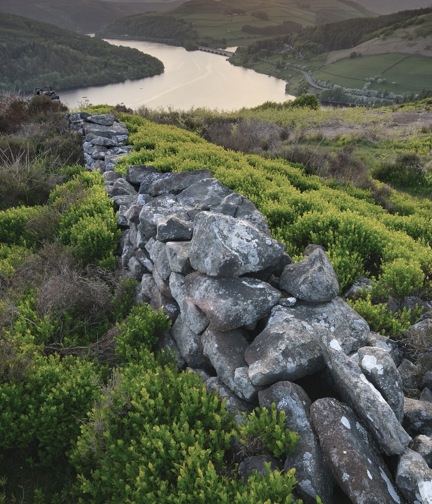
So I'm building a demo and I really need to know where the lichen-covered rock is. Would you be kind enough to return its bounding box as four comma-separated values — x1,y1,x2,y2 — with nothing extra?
165,242,192,275
259,382,333,504
189,212,285,277
396,448,432,504
367,331,402,366
357,346,404,421
213,192,270,235
138,194,193,241
232,367,258,402
245,308,323,387
404,398,432,437
148,169,213,196
311,397,403,504
294,297,370,354
202,328,249,397
280,248,339,303
156,215,193,242
111,178,137,197
86,113,116,126
317,327,411,456
176,177,233,208
170,315,209,369
185,273,280,332
205,377,251,415
411,435,432,468
399,359,422,390
126,164,158,187
169,273,208,335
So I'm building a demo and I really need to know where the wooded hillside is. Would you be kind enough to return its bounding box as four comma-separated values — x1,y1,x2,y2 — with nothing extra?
0,14,164,93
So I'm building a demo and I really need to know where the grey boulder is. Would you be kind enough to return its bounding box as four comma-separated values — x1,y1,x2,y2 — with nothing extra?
185,273,281,332
189,211,285,277
245,308,323,387
311,397,403,504
280,248,339,303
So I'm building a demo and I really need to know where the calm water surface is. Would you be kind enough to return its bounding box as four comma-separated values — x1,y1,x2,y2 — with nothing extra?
60,40,291,111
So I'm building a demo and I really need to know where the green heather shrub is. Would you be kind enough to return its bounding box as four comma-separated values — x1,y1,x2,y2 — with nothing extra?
379,258,424,298
0,244,31,289
71,357,301,504
51,172,120,268
0,354,102,465
374,152,431,190
348,292,421,336
67,213,119,269
0,205,44,246
239,404,299,458
114,304,171,363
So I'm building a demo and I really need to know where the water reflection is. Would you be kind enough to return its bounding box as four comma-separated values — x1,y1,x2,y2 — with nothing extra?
60,40,291,111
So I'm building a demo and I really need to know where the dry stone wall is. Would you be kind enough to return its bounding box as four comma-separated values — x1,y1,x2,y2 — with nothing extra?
70,112,432,504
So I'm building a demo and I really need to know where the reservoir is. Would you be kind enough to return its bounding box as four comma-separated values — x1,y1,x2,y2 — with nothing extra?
60,40,291,111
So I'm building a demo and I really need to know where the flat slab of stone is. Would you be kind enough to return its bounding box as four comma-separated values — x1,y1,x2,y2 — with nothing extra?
357,346,404,421
294,297,370,354
176,178,233,208
311,397,403,504
318,328,411,456
245,308,324,387
259,382,333,504
189,211,285,277
148,169,213,196
185,272,281,332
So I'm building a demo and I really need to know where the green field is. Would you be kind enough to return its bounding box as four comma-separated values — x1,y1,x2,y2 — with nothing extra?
174,0,370,45
314,53,432,94
101,0,373,47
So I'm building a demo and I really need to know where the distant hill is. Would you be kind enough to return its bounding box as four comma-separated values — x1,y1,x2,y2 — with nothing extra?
230,7,432,101
0,0,183,33
99,0,377,48
0,14,164,93
355,0,432,15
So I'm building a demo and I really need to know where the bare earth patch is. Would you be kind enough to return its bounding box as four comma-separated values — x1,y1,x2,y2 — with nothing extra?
307,109,432,140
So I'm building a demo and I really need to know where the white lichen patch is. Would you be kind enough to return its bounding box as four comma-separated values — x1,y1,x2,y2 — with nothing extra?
419,480,432,503
379,467,401,503
342,472,350,482
361,355,384,375
360,373,385,400
367,469,373,480
341,416,351,429
330,339,343,351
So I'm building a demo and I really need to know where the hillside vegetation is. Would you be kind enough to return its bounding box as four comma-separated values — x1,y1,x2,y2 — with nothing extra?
99,0,375,48
231,8,432,102
0,94,303,503
0,0,184,33
1,93,432,501
0,14,164,94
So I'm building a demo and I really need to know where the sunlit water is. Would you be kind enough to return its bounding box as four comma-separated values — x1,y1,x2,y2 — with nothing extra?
60,40,292,111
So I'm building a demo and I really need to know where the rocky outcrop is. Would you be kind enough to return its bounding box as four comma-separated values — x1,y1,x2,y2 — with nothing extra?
72,113,432,504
